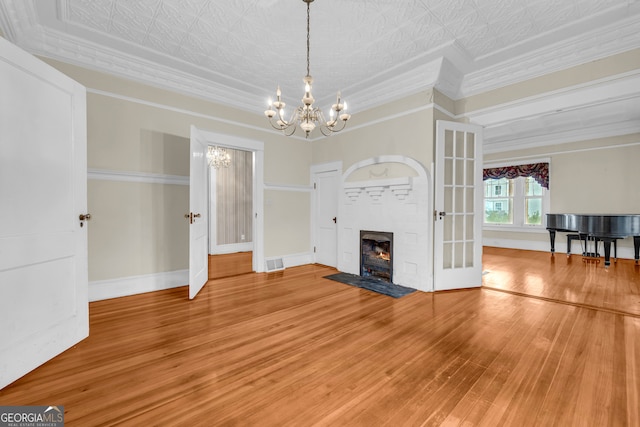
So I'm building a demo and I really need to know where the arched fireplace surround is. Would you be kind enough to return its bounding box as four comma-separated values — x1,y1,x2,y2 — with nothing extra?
337,155,433,291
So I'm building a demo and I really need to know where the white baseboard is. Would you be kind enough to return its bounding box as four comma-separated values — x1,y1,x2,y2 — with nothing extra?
483,237,638,260
89,252,314,302
263,252,315,271
483,238,549,253
89,269,188,302
283,252,314,268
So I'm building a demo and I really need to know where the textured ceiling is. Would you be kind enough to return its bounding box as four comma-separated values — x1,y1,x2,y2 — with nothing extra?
1,0,639,146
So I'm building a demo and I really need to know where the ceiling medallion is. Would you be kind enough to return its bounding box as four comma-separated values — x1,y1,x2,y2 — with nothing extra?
264,0,350,139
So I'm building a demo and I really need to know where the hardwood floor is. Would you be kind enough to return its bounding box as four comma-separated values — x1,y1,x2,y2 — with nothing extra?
1,249,639,426
483,246,640,317
208,252,253,279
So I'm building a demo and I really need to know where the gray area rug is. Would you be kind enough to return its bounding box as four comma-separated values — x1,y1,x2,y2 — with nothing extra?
324,272,416,298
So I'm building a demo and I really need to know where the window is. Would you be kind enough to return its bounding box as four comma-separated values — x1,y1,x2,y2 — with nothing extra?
524,177,544,225
483,161,550,229
484,178,512,224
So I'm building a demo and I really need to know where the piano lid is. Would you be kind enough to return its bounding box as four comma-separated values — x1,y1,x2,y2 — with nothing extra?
546,213,640,237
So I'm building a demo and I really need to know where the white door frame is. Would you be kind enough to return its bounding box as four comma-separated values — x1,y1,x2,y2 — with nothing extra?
193,127,265,273
310,161,342,267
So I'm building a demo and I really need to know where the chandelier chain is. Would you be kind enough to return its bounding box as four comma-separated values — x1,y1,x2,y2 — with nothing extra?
306,0,310,77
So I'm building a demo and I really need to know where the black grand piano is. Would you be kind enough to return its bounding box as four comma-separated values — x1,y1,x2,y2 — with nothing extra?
546,214,640,266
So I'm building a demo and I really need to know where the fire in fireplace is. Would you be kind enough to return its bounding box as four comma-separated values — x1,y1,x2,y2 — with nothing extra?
360,230,393,282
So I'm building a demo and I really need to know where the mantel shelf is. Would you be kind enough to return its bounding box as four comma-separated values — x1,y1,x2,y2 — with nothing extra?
344,177,413,201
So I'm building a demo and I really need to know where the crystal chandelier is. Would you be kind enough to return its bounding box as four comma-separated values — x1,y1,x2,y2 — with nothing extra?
264,0,350,138
207,146,231,169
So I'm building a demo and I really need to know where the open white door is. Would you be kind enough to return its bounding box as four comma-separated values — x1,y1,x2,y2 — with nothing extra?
0,38,88,388
188,126,209,299
434,120,483,291
312,166,341,267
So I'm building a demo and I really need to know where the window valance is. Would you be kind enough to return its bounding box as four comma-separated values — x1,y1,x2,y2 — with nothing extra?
483,162,549,189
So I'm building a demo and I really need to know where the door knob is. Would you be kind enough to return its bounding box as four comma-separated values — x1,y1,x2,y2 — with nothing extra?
79,213,91,227
184,212,202,224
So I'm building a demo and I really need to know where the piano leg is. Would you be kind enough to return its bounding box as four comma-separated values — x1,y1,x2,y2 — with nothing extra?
602,239,612,267
567,234,577,255
548,230,556,253
634,236,640,264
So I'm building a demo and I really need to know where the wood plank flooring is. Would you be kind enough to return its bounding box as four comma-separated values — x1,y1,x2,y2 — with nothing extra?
483,246,640,317
208,252,253,279
1,248,639,426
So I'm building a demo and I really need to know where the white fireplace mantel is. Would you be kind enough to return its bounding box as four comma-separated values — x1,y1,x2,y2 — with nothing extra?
343,177,414,202
337,156,433,292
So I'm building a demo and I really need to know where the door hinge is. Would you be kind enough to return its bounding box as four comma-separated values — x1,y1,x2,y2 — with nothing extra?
313,183,316,189
314,246,316,253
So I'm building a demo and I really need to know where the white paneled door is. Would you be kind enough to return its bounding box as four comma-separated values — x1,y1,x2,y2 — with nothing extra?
188,126,209,299
0,38,88,388
313,167,340,267
434,120,483,291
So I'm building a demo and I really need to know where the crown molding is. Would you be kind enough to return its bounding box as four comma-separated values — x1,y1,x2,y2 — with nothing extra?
484,120,640,154
466,70,640,127
459,13,640,98
0,1,269,113
2,0,639,118
36,30,270,114
2,0,638,150
0,0,37,42
434,57,465,100
477,70,640,153
342,58,442,114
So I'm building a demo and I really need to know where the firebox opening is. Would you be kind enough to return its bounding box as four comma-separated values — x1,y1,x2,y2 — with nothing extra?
360,230,393,283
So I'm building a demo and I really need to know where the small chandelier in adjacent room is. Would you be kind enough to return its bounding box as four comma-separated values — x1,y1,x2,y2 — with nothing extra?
264,0,350,138
207,146,231,169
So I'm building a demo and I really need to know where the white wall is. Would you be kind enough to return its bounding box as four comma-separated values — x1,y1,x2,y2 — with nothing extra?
41,58,314,299
38,46,640,299
483,135,640,257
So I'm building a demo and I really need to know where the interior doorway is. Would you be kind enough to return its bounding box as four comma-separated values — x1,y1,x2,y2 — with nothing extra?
208,147,254,279
209,147,253,254
188,127,264,290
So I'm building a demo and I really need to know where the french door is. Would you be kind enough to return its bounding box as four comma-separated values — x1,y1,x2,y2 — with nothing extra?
433,121,483,291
